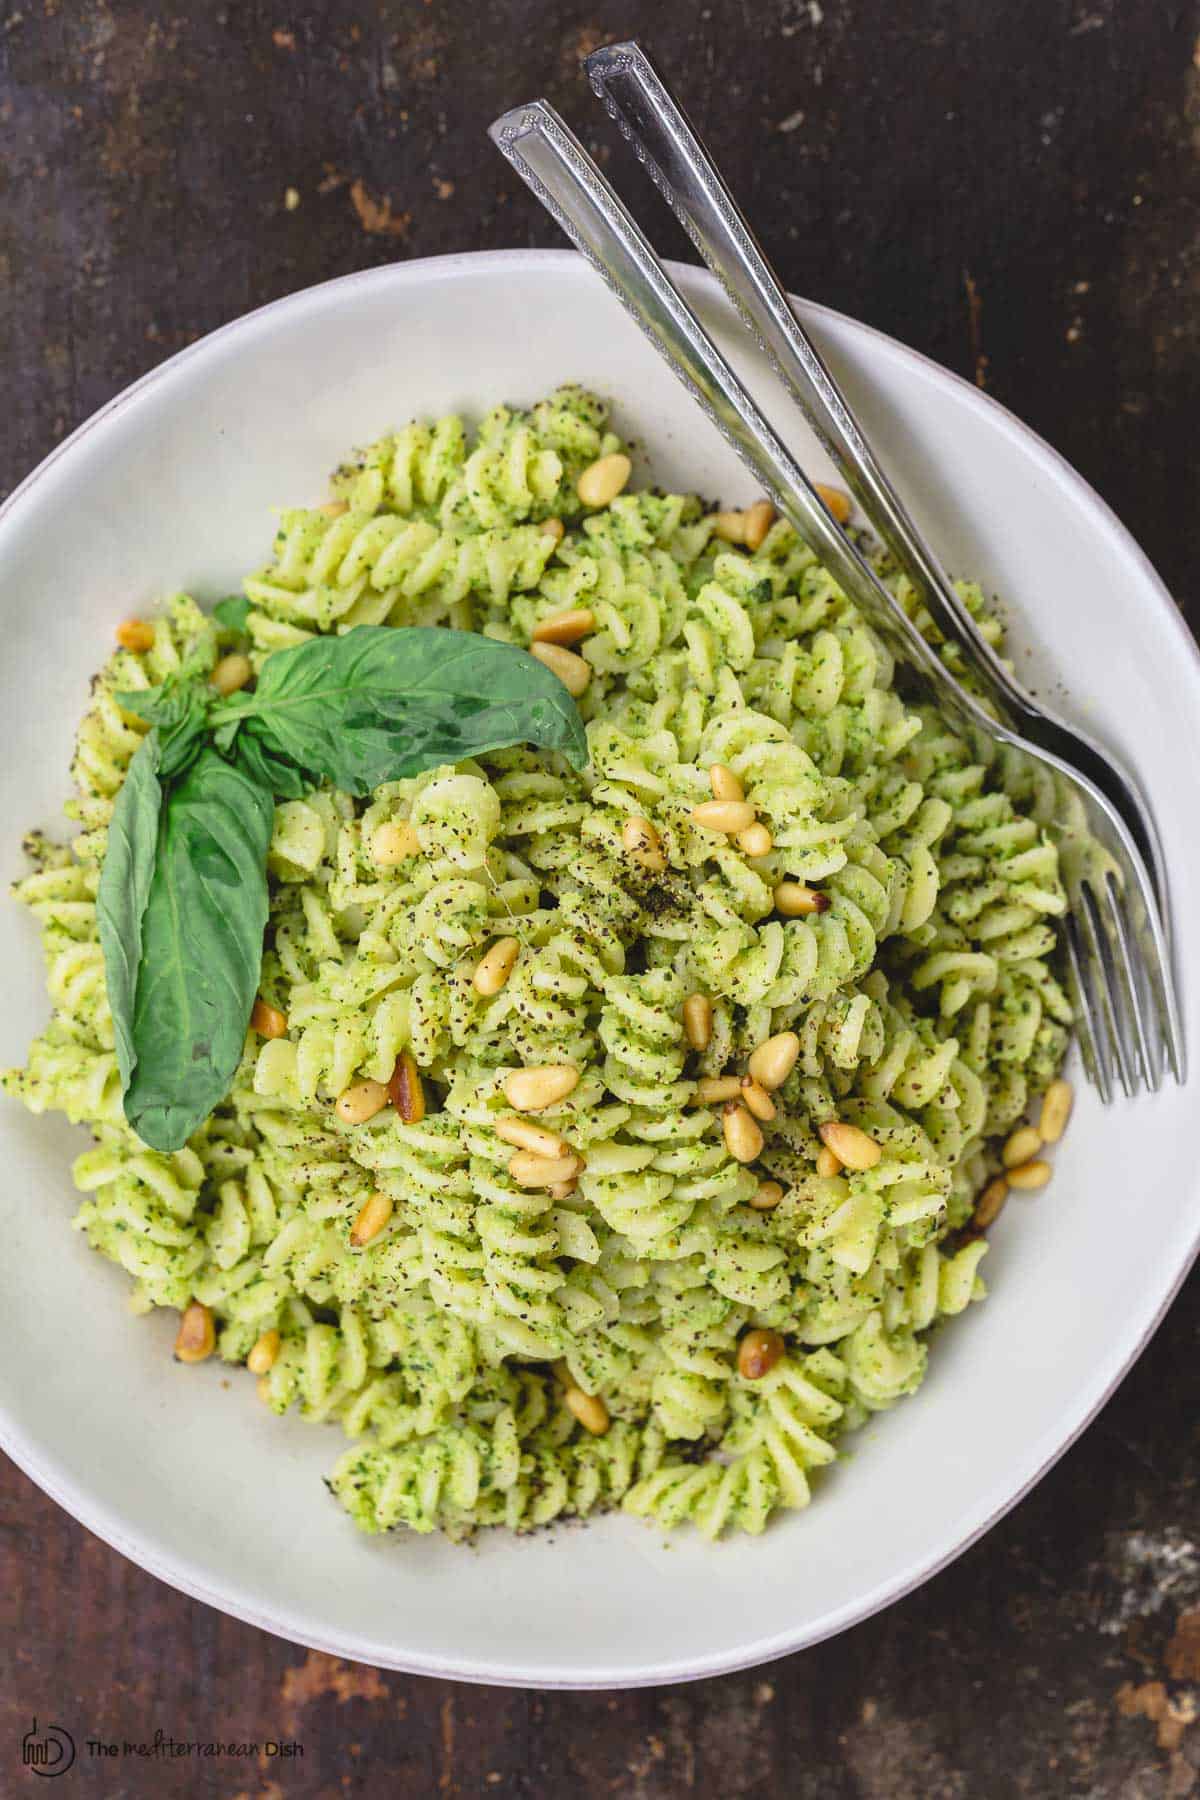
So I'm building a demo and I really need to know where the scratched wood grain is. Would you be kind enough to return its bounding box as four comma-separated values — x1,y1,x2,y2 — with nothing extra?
1,2,1198,1794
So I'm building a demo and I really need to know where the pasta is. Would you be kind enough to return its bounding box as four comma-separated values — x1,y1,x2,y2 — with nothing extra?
3,386,1070,1543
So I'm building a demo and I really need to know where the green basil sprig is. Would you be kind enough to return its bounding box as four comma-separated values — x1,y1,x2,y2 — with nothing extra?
100,625,589,1152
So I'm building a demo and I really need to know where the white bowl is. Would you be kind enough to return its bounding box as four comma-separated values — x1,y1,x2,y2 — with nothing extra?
1,250,1196,1688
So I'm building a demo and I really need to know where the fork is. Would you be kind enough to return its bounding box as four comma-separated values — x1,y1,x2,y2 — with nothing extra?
488,79,1185,1100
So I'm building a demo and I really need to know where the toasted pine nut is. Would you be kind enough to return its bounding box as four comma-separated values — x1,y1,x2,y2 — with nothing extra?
748,1031,800,1092
372,820,421,865
742,499,775,552
351,1192,393,1246
774,882,830,916
1007,1158,1052,1191
691,799,756,834
474,936,520,996
174,1301,215,1364
973,1177,1009,1230
738,1328,785,1380
736,822,773,857
565,1386,610,1434
1002,1124,1043,1169
540,516,565,544
532,606,595,647
749,1179,784,1212
577,452,632,508
387,1051,425,1124
818,1119,882,1171
723,1101,764,1164
696,1075,742,1105
495,1114,569,1158
816,1145,842,1179
548,1178,578,1200
250,997,288,1039
509,1150,583,1189
503,1064,579,1112
816,483,852,524
1039,1078,1073,1144
531,640,591,697
712,510,747,544
622,814,666,873
683,993,713,1052
318,499,349,518
211,651,252,696
247,1329,281,1375
740,1076,777,1122
335,1078,390,1125
709,764,744,803
116,619,155,653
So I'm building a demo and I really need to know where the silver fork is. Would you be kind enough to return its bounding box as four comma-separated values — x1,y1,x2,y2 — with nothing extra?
488,93,1185,1100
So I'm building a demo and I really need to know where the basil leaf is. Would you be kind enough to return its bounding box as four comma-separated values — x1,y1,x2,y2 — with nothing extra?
96,733,163,1093
117,683,212,781
122,749,275,1152
228,724,314,800
213,594,252,634
212,625,588,793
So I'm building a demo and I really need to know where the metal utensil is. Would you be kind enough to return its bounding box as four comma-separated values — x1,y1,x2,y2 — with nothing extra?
488,91,1184,1098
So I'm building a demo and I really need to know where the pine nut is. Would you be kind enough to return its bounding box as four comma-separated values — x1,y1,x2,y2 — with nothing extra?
774,882,830,916
387,1051,425,1124
973,1177,1009,1230
738,1328,785,1380
548,1178,578,1200
116,619,155,653
247,1329,281,1375
495,1115,569,1159
723,1101,764,1163
748,1031,800,1091
816,1145,842,1179
749,1179,784,1212
474,936,520,996
683,993,713,1052
577,452,632,508
736,822,773,857
335,1078,390,1125
211,651,252,696
712,510,747,544
1007,1158,1052,1191
742,499,775,552
565,1386,610,1434
509,1150,583,1188
372,820,421,865
709,764,744,802
318,499,349,518
691,799,756,834
696,1075,742,1105
622,814,666,872
532,606,595,647
816,483,852,524
531,640,591,697
818,1119,882,1171
1039,1078,1073,1144
351,1192,393,1246
503,1064,579,1112
540,516,565,544
1002,1124,1043,1168
250,998,288,1039
174,1301,215,1363
740,1076,777,1122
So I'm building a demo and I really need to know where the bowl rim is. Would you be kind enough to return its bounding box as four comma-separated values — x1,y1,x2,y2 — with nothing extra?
1,246,1197,1688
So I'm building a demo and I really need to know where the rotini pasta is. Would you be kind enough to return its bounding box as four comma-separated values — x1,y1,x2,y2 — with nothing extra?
3,386,1069,1544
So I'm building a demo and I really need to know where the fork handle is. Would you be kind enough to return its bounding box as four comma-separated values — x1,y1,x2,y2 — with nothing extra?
489,100,979,732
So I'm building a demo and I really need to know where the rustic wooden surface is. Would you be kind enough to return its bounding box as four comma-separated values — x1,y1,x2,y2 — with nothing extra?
2,2,1199,1794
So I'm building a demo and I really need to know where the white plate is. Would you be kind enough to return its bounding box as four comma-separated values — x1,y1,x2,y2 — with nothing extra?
0,250,1196,1689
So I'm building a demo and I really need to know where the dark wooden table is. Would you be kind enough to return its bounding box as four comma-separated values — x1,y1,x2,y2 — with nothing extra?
2,3,1198,1794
